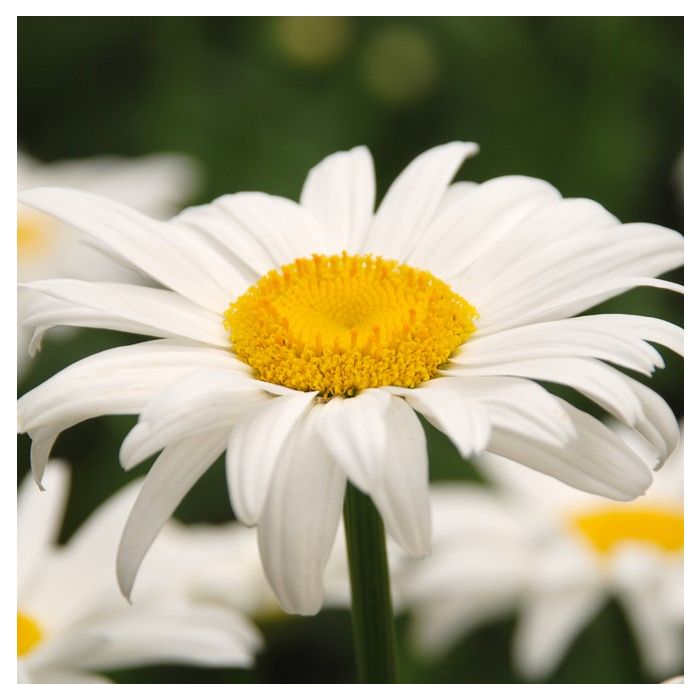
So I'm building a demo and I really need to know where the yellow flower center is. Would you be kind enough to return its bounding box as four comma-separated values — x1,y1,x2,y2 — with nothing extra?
572,505,684,556
17,210,56,261
17,612,43,657
224,253,478,396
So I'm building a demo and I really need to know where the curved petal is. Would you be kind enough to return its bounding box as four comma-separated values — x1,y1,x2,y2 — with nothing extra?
202,192,327,272
17,462,70,593
362,142,479,259
257,409,346,615
315,389,391,492
486,400,653,500
456,317,668,376
120,369,266,469
369,396,432,556
300,146,375,253
408,175,561,279
18,187,237,311
226,391,318,525
394,384,492,458
18,340,243,483
117,428,230,599
21,280,229,348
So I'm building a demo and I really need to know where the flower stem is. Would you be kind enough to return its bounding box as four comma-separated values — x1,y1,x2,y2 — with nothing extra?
343,482,398,683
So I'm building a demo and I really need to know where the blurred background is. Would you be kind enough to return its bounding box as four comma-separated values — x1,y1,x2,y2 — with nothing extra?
18,16,683,683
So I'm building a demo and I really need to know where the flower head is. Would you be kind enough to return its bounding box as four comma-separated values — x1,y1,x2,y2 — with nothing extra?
17,143,683,615
17,462,261,683
400,425,684,679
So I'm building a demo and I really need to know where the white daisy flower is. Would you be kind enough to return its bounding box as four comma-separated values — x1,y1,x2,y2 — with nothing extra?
401,425,683,679
17,143,683,616
17,461,262,683
17,150,200,375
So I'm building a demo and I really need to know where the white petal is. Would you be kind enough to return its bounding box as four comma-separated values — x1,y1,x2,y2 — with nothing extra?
457,316,667,376
369,396,432,556
18,187,237,311
394,384,491,458
486,400,653,500
315,389,391,492
80,602,261,670
257,409,346,615
204,192,327,271
477,277,683,334
120,369,265,469
429,375,574,446
117,428,230,599
300,146,375,253
226,391,318,525
362,142,479,259
514,583,606,678
21,279,229,347
443,357,645,426
17,462,70,593
472,222,683,320
408,175,560,278
18,340,243,446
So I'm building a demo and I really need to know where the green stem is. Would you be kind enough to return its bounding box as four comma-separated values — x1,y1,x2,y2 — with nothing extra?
343,482,398,683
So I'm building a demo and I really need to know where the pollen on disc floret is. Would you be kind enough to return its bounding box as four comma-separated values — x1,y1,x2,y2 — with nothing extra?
224,253,478,396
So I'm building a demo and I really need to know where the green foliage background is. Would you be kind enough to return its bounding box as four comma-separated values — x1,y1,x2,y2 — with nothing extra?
18,16,683,683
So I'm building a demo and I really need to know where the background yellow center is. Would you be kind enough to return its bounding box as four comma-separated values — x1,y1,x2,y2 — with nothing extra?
225,253,477,396
17,612,43,657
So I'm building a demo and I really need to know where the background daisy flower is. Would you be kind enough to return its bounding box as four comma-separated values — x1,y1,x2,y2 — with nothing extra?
17,151,200,376
17,461,262,683
400,425,683,680
17,143,683,616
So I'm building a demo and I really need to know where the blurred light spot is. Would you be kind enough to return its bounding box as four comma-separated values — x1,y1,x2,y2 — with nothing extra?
361,26,439,105
274,17,352,68
572,505,683,555
17,209,55,262
17,611,43,657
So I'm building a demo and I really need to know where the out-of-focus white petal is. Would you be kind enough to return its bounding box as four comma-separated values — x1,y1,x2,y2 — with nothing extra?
226,391,318,525
362,142,479,259
21,279,229,347
258,409,346,615
117,428,230,599
300,146,376,253
119,369,265,469
78,603,262,670
17,462,70,594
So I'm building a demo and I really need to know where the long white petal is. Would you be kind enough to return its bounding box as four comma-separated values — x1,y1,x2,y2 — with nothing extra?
394,384,491,458
226,391,318,525
300,146,375,253
486,400,653,500
205,192,327,271
369,396,432,556
362,142,478,259
457,317,669,375
18,187,237,311
21,279,229,347
120,369,265,469
315,389,391,492
408,175,560,278
79,603,262,670
17,462,70,593
257,409,346,615
117,428,230,599
19,341,242,483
